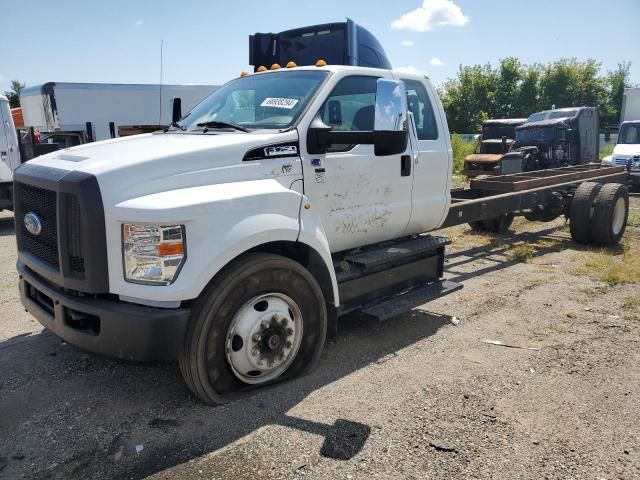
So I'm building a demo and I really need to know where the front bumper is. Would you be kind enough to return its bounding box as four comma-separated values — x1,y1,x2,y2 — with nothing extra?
18,261,191,362
629,171,640,185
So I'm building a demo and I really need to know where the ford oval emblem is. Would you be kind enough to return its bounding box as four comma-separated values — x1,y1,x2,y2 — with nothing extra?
24,212,43,236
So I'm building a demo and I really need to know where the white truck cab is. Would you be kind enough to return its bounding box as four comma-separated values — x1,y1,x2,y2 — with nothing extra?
0,94,21,210
14,65,453,403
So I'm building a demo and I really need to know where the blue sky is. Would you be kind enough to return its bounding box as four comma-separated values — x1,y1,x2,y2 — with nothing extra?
1,0,639,93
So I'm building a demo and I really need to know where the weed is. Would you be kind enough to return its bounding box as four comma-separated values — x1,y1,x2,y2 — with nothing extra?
574,245,640,285
506,243,536,263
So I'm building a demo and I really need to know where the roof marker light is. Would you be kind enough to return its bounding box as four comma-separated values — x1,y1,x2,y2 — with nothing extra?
286,61,297,68
257,66,267,72
315,59,327,67
271,63,281,70
240,71,249,77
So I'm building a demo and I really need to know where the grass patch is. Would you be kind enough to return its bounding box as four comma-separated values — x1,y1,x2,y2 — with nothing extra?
574,245,640,285
451,134,478,173
506,243,536,263
623,296,640,310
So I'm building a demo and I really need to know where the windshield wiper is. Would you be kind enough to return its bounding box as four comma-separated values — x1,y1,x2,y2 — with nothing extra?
196,121,249,132
165,122,185,132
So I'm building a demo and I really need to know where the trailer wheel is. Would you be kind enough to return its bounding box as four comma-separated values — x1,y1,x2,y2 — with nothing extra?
179,253,327,405
569,182,602,244
590,184,629,247
482,213,514,234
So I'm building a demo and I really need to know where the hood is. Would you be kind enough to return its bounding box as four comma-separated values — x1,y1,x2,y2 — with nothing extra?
464,153,503,164
613,144,640,157
26,130,299,204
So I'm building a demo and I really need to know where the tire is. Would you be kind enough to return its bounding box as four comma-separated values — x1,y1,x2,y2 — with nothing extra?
179,253,327,404
482,213,514,234
590,183,629,247
569,182,602,244
468,220,486,232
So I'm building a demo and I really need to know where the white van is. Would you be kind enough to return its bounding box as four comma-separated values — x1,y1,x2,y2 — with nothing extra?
0,94,20,210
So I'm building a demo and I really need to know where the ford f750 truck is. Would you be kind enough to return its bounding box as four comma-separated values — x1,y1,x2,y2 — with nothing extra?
14,35,630,405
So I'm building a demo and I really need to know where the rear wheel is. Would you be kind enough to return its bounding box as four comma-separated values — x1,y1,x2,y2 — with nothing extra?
569,182,602,244
590,184,629,247
179,253,327,404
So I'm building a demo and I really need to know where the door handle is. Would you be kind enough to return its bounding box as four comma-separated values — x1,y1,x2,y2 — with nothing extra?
401,155,411,176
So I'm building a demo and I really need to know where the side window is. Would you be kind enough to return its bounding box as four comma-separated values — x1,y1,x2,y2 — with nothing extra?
319,75,379,152
403,79,438,140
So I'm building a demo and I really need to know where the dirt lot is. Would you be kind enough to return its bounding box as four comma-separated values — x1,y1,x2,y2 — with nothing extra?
1,198,639,480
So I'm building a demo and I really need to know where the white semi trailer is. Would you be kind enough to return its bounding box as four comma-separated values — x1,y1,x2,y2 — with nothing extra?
20,82,219,143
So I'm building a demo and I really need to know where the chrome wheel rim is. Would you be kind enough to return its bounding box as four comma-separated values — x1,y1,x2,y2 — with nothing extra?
225,293,303,384
612,197,626,235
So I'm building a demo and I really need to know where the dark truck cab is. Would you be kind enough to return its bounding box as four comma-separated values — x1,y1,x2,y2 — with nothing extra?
462,118,526,177
501,107,599,175
249,19,392,70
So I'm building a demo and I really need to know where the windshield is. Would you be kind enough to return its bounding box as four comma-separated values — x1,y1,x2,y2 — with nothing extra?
548,109,577,119
177,70,328,131
482,125,517,140
516,127,556,144
618,123,640,144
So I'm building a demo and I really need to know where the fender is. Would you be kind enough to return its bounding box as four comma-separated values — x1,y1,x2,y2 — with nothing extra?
107,179,339,307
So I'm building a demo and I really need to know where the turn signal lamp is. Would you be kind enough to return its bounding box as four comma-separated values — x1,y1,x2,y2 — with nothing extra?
286,61,297,68
271,63,281,70
257,65,267,72
315,59,327,67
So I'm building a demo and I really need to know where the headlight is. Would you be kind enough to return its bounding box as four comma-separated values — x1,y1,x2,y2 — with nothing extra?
122,224,186,285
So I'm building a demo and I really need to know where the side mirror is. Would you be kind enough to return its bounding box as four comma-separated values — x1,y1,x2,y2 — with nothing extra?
306,78,408,156
501,135,508,153
373,78,408,156
172,98,182,124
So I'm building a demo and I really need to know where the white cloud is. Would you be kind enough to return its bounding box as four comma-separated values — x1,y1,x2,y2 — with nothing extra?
401,40,415,47
429,57,445,66
135,20,144,26
392,0,469,32
395,65,422,74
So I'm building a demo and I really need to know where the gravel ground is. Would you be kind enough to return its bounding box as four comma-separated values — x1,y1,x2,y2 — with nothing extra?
0,199,639,480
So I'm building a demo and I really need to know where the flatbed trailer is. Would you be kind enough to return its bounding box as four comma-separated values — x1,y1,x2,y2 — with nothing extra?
443,164,628,228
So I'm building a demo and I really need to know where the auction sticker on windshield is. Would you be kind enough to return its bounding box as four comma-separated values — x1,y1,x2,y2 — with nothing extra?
261,98,299,109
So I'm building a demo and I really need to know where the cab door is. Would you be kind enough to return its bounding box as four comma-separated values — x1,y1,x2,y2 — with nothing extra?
396,77,451,232
301,74,414,253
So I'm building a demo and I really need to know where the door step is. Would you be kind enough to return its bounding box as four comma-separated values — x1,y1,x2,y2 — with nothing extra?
344,235,450,268
360,280,462,321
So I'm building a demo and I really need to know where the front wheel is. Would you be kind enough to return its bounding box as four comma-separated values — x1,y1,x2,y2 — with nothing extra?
179,253,327,404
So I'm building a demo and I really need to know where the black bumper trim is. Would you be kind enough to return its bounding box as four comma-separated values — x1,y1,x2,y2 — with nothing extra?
18,262,190,362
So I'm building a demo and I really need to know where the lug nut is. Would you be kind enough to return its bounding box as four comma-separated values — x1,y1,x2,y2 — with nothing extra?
286,328,293,336
251,348,259,356
280,318,288,326
271,314,278,323
253,334,261,342
285,341,292,349
261,320,270,329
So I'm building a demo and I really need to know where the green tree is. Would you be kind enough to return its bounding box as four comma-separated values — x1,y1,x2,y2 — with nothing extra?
601,61,632,126
440,57,631,133
3,80,25,108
